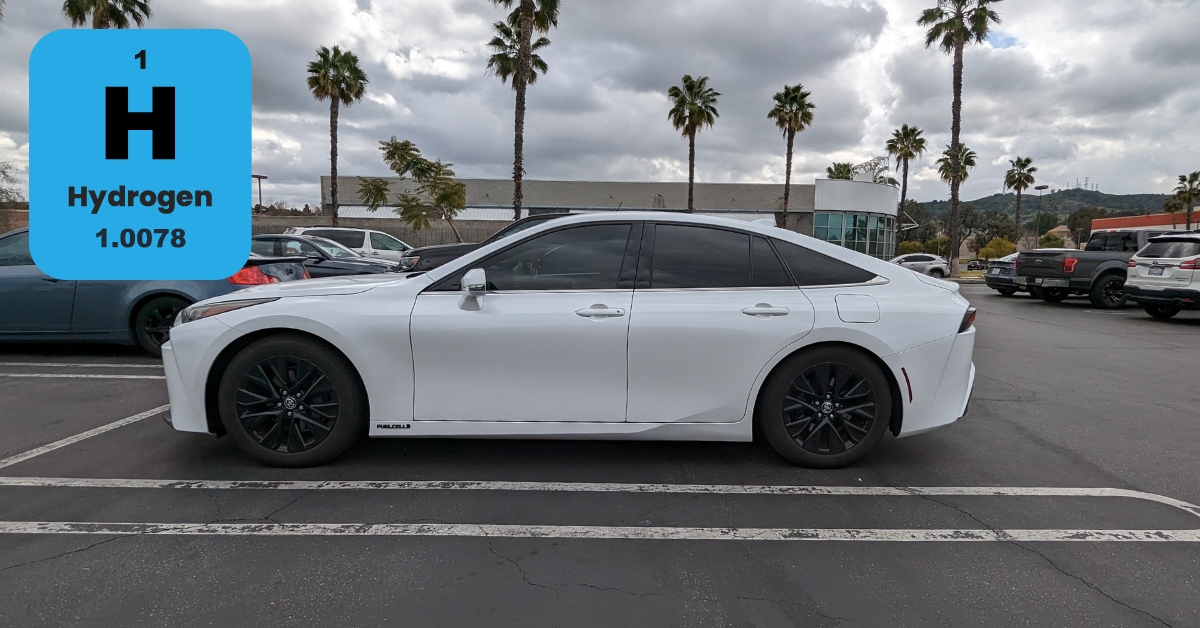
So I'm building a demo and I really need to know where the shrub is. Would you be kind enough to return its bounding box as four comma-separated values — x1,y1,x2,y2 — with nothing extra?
978,238,1016,260
923,237,951,257
897,240,924,255
1039,233,1065,248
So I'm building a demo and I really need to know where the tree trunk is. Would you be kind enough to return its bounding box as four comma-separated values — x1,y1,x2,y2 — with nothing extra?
777,128,794,228
687,130,696,214
900,157,910,210
510,0,535,221
1013,189,1022,247
445,211,463,243
329,99,340,227
948,41,964,277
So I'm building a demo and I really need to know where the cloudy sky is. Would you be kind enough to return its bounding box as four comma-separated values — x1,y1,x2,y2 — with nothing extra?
1,0,1198,207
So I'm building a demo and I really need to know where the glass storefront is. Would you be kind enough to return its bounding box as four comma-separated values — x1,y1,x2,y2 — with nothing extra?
814,212,895,259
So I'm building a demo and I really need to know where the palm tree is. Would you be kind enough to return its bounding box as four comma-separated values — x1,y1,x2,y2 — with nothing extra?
307,45,368,227
936,144,977,185
490,0,561,220
918,0,1001,276
1173,171,1200,230
486,12,551,87
766,84,816,228
885,125,927,213
826,162,854,180
1162,195,1185,228
62,0,151,28
1003,156,1036,244
667,75,720,213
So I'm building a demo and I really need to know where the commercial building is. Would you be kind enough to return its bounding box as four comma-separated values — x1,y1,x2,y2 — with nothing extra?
322,176,900,258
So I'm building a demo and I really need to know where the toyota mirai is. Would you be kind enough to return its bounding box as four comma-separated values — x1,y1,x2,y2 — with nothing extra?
163,213,976,468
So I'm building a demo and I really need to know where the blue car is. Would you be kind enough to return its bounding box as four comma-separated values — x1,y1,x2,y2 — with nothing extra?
0,228,309,356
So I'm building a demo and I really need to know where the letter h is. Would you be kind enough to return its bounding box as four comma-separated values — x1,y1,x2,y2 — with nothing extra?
105,86,176,160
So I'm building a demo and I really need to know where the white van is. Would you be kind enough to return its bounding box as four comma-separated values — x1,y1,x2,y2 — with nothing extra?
282,227,413,262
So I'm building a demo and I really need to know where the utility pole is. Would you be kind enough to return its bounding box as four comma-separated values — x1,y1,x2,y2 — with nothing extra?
1034,184,1049,249
252,174,268,212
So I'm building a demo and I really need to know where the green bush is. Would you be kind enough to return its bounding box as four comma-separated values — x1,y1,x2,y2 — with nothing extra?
897,240,924,255
923,237,951,257
978,238,1016,260
1039,233,1065,248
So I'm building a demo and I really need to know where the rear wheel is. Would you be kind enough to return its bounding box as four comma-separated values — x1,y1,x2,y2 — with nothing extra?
1089,275,1127,309
1039,288,1069,303
929,268,946,279
997,288,1017,297
758,347,891,468
218,335,367,467
1144,304,1181,320
134,296,189,358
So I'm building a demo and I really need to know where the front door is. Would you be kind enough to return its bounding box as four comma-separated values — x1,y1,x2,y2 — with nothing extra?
0,231,76,334
410,223,637,422
626,225,816,423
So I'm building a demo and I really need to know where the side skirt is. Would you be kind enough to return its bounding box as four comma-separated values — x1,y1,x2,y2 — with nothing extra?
369,420,753,442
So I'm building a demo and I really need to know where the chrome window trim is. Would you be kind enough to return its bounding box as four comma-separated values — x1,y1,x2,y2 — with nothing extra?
796,276,891,289
632,286,804,293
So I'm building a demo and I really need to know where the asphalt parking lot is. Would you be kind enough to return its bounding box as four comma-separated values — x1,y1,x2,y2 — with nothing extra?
1,284,1198,627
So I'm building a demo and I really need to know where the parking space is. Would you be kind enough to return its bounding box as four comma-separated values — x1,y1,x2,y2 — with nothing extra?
1,285,1198,627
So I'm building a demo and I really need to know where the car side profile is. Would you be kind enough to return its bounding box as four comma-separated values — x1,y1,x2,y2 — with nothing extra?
282,227,413,262
251,234,398,278
889,253,951,278
163,213,976,468
0,228,310,356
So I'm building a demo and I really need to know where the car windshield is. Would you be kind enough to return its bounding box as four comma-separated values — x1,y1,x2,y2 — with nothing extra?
308,237,361,259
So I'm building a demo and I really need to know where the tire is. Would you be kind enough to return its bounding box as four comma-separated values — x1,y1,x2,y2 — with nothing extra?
758,346,892,468
217,334,367,467
134,296,190,358
1039,288,1069,303
929,268,946,279
1089,275,1127,309
997,288,1017,297
1144,304,1181,320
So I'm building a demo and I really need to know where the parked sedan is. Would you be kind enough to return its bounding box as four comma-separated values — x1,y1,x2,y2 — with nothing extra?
398,213,572,272
164,213,977,469
889,253,951,278
984,253,1023,296
0,228,309,356
252,234,398,278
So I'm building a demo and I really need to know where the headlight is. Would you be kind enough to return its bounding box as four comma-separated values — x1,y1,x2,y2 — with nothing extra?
176,298,279,326
398,256,419,270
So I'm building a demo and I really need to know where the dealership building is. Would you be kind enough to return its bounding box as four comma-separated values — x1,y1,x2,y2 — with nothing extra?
322,176,900,259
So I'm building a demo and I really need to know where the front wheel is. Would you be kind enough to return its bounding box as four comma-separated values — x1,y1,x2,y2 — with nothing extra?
928,269,946,279
758,347,891,468
997,288,1017,297
218,334,367,467
134,296,189,358
1144,304,1181,320
1089,275,1127,309
1039,288,1069,303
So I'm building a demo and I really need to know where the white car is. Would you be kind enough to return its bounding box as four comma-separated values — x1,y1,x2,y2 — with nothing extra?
163,213,976,468
889,253,951,278
282,226,413,262
1126,232,1200,319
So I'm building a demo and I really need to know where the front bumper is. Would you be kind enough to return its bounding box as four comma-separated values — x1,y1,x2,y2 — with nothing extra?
162,316,242,434
1126,284,1200,309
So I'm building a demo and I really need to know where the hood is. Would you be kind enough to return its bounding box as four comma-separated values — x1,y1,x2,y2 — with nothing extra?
218,273,415,300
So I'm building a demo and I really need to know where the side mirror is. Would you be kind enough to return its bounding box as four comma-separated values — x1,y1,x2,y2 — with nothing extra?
462,268,487,297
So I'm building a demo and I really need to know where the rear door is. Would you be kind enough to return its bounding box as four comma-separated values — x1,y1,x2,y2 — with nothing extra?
0,231,76,334
625,224,815,423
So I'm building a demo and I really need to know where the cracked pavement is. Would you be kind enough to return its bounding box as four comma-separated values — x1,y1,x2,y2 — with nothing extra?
0,285,1198,627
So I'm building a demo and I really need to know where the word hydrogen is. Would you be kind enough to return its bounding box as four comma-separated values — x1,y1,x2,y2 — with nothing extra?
67,185,213,215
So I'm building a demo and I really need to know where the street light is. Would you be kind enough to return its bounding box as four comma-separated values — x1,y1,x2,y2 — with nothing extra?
252,174,268,212
1033,185,1049,249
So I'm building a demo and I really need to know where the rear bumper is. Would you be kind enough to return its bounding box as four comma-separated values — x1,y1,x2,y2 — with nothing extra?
984,276,1022,290
883,328,976,438
1126,285,1200,309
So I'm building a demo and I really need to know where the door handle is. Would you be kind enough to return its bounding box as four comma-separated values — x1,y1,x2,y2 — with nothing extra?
41,277,64,283
742,304,789,318
576,305,626,319
371,252,379,255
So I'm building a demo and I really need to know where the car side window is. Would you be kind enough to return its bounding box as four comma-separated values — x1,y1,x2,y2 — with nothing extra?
371,232,408,251
750,237,794,287
282,239,320,257
909,255,932,262
434,224,632,292
250,240,277,257
771,238,877,286
0,232,34,266
313,230,365,249
651,225,750,289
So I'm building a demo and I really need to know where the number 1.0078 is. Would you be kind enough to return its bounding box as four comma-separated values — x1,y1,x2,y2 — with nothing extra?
95,228,186,248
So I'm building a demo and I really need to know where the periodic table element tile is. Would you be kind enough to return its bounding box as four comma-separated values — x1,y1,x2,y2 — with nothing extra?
29,29,251,280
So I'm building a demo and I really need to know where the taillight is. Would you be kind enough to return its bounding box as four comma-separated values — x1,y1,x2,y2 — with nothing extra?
1127,259,1137,268
959,307,977,333
227,266,280,285
1063,258,1078,273
301,268,312,279
1182,258,1199,270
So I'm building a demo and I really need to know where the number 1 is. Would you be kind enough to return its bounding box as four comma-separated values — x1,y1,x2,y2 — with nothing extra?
135,49,146,69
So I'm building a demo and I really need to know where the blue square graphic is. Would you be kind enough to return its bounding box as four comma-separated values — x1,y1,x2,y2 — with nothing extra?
29,29,251,280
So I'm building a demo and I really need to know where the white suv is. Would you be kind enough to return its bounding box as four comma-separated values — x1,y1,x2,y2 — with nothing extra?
282,227,413,262
1126,233,1200,319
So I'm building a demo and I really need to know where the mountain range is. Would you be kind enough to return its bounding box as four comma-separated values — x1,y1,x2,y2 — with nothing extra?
920,188,1168,219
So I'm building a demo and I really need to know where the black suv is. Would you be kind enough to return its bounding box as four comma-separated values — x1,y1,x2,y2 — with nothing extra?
398,213,572,272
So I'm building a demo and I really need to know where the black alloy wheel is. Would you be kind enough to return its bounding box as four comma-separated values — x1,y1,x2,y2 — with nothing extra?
1089,275,1127,309
218,335,367,466
1144,304,1181,320
759,347,891,468
134,296,189,357
1039,287,1070,303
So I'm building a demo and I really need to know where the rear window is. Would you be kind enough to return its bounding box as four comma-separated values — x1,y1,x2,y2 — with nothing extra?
1085,232,1139,252
250,240,276,256
771,238,877,286
309,230,365,249
1139,240,1200,258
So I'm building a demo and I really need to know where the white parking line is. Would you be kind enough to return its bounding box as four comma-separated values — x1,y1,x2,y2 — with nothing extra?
0,374,165,380
0,362,163,369
1,478,1197,521
0,521,1197,542
0,405,170,470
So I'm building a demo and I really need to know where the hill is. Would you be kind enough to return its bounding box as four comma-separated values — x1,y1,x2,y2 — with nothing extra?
921,188,1167,219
